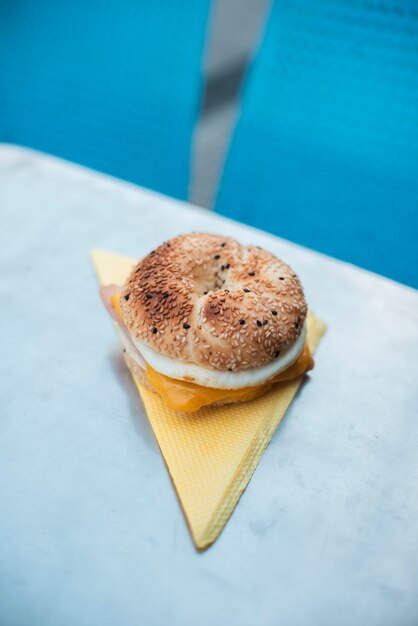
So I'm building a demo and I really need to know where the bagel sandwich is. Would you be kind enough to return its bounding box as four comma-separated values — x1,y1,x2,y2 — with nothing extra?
100,233,314,413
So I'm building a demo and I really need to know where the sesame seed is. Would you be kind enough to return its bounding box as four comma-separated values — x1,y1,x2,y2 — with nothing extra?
271,310,277,315
279,277,285,281
263,320,268,325
221,265,225,271
152,327,157,334
145,293,153,299
183,323,190,329
203,291,208,295
226,263,231,269
214,254,221,260
248,272,255,276
275,351,281,357
162,292,169,298
240,319,246,325
243,288,250,293
124,293,130,301
224,289,229,293
257,320,262,327
221,243,226,247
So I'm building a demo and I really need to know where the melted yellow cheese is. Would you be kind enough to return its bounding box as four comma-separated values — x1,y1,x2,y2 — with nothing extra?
110,291,314,412
146,346,313,412
111,292,122,320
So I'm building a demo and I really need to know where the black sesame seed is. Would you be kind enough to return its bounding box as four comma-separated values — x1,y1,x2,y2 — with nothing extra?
243,288,250,293
271,310,278,315
166,242,171,247
275,351,281,358
203,291,208,295
221,243,226,247
263,320,268,325
257,320,262,327
183,323,190,329
145,293,153,299
279,277,285,281
214,254,221,260
224,289,229,293
124,293,130,301
240,319,246,325
162,292,169,298
248,272,255,276
221,265,225,271
152,327,157,334
226,263,231,269
228,367,232,371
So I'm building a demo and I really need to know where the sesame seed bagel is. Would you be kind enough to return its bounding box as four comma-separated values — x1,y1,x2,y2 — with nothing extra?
119,233,307,372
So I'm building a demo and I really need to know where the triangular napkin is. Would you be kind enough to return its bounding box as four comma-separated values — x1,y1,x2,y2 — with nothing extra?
91,249,326,550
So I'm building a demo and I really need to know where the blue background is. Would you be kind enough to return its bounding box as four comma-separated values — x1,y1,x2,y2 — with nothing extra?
216,0,418,288
0,0,210,200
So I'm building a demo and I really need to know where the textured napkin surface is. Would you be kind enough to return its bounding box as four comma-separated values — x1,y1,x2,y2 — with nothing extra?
92,249,326,549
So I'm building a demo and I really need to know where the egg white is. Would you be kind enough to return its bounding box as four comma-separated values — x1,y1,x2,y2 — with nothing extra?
126,322,307,390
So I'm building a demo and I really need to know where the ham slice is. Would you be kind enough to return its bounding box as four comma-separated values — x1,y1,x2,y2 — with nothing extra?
99,284,122,322
99,284,146,370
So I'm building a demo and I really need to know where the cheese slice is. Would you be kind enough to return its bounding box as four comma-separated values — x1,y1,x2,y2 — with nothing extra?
110,292,313,412
111,292,123,319
146,346,313,412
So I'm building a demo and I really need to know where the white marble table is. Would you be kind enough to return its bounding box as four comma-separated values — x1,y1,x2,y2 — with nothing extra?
1,145,417,626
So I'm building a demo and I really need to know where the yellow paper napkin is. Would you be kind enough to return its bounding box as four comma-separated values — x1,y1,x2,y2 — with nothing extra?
91,249,326,550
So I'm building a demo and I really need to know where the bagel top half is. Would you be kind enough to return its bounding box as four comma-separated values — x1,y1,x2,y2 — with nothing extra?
119,233,307,373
